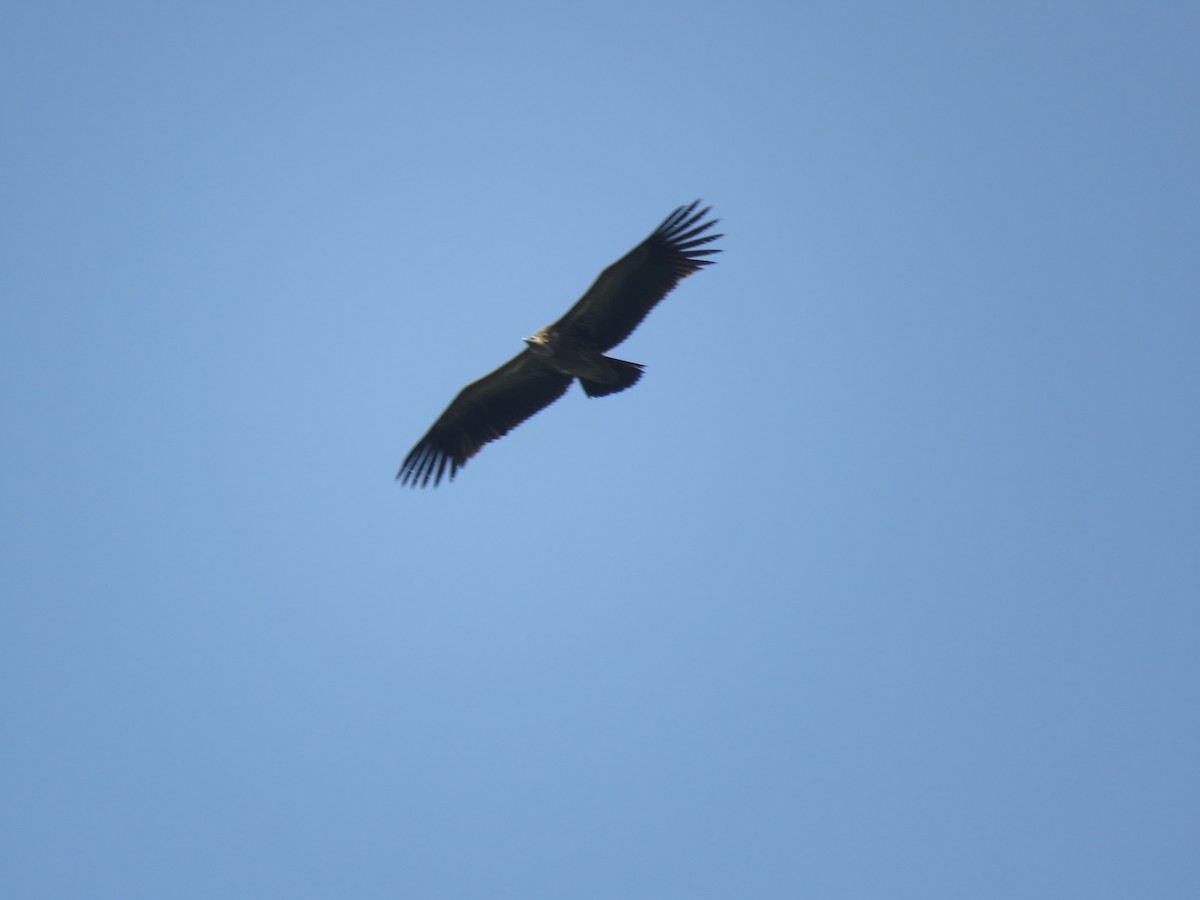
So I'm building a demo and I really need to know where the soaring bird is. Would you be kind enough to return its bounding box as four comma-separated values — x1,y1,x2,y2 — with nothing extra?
396,201,721,487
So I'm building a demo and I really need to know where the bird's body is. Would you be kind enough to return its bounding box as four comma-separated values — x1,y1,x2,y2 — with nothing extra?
397,201,721,487
523,327,644,397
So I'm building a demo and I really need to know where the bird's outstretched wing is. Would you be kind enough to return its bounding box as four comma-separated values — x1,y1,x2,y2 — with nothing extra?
396,351,572,487
552,200,722,352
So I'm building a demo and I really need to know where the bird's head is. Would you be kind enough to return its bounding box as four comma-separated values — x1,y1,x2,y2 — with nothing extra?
523,329,553,356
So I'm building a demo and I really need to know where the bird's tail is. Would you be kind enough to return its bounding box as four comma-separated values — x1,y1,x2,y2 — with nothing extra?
579,358,644,398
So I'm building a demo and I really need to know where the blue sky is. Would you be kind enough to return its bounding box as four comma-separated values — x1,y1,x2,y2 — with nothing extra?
2,1,1198,897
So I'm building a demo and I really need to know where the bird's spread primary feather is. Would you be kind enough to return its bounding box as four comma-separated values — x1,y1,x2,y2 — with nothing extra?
397,201,721,487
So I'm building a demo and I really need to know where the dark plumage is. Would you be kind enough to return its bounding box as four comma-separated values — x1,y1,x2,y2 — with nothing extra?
397,201,721,487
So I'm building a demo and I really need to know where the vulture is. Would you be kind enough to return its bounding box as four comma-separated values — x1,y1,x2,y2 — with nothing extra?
396,201,721,487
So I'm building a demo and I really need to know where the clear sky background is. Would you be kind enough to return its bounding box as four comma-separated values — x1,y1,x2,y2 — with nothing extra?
2,2,1198,898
